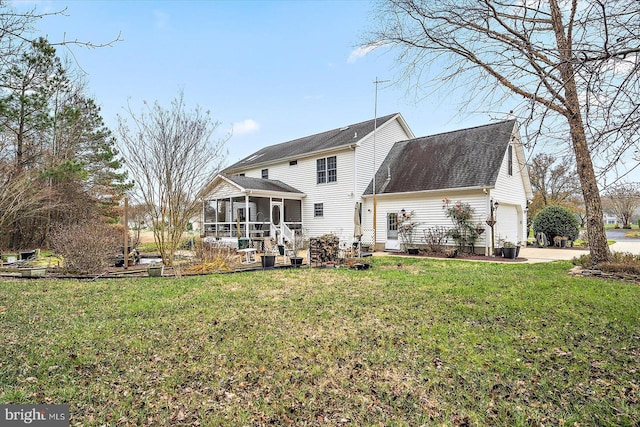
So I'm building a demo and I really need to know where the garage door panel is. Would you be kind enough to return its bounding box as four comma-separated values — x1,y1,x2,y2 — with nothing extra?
495,205,519,244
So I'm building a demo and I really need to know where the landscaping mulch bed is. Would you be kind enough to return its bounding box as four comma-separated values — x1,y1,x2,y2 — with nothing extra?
391,250,527,262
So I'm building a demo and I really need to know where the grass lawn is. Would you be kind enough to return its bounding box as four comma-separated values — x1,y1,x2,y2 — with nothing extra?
1,257,638,426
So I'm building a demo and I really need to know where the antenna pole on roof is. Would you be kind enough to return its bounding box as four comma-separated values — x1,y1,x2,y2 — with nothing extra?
373,77,389,251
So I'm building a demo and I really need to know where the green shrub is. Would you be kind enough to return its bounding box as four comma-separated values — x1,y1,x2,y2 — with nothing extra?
533,205,579,243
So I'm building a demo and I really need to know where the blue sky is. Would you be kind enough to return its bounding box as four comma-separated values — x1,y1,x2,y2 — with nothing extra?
18,0,497,167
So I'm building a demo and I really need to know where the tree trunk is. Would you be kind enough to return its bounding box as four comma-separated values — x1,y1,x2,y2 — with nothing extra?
550,0,610,265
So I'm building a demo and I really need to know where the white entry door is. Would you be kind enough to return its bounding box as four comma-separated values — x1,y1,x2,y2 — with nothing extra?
385,212,401,251
271,200,283,243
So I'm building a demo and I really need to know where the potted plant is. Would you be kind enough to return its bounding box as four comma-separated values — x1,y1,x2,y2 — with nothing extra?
502,241,517,259
289,229,307,268
261,253,276,269
516,241,524,258
147,262,164,277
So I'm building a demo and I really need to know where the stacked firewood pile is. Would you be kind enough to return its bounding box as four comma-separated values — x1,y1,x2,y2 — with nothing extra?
309,233,340,264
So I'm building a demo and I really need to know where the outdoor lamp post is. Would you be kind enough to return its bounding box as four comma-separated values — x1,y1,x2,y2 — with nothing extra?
486,200,499,256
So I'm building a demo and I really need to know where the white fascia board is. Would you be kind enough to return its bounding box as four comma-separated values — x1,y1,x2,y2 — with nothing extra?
241,189,306,199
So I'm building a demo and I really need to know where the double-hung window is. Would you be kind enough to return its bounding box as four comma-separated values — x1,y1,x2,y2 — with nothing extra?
317,156,337,184
327,156,337,182
314,203,324,217
261,169,269,179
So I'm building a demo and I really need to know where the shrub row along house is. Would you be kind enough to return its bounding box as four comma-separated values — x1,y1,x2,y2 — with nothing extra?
202,113,532,254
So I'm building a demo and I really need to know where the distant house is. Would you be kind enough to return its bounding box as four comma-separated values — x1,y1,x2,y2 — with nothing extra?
603,212,618,225
202,114,532,254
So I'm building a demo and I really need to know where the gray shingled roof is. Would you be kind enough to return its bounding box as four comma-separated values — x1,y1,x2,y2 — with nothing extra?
364,120,517,195
224,113,400,172
224,174,304,194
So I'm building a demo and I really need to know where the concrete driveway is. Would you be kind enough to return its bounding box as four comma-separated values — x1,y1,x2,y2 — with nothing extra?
372,236,640,264
518,246,589,263
609,241,640,255
519,240,640,263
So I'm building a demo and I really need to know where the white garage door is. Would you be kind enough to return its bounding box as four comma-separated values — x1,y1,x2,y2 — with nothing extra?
495,205,519,245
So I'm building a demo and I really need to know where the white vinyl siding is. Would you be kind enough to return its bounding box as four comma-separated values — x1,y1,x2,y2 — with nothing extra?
355,118,413,197
206,180,239,199
490,139,529,245
235,147,356,240
363,191,490,250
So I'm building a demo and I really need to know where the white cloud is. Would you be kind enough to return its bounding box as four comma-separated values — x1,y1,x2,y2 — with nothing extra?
602,54,638,75
232,119,260,135
348,41,385,63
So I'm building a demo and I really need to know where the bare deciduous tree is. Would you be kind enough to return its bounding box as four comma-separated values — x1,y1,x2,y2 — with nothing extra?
0,167,58,248
529,154,580,206
603,183,640,228
368,0,640,264
528,153,582,219
117,92,228,266
0,1,120,62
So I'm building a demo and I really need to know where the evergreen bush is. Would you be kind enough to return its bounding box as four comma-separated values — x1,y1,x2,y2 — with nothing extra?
532,205,579,243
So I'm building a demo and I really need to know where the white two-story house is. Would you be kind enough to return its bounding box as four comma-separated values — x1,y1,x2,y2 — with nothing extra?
202,113,532,254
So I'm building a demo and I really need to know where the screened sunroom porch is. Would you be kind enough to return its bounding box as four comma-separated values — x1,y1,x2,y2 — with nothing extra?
202,175,305,247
